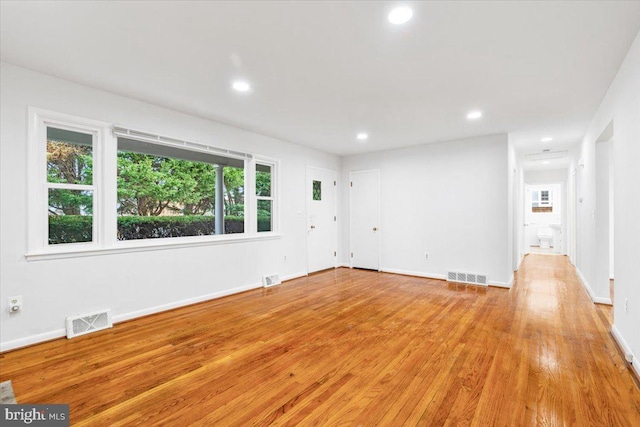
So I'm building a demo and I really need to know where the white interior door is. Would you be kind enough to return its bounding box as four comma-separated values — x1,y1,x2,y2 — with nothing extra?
306,166,337,273
350,170,379,270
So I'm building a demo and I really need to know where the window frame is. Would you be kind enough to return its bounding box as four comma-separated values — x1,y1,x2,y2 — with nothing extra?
255,159,278,234
114,135,248,240
27,108,280,261
28,108,108,253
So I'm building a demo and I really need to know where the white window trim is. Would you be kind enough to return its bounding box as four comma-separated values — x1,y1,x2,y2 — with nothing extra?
26,108,281,261
28,108,110,254
255,158,279,234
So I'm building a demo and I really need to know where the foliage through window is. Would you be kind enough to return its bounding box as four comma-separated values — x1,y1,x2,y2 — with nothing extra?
46,127,95,244
313,180,321,201
30,110,278,256
256,163,274,232
116,138,245,240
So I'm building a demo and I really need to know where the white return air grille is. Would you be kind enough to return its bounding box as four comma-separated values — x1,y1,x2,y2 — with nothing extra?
447,271,488,286
66,309,112,338
262,274,281,288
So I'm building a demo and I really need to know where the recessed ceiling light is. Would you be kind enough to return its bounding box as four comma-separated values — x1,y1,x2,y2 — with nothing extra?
388,6,413,25
232,81,250,92
357,133,369,140
541,137,553,142
542,161,550,164
466,111,482,120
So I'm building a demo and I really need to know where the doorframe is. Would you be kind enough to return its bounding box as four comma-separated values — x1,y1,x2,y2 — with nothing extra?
349,169,381,271
305,165,337,274
569,167,577,265
523,182,565,255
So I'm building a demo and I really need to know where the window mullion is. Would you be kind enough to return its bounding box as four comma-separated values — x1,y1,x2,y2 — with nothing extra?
100,128,116,247
246,158,256,235
47,183,95,191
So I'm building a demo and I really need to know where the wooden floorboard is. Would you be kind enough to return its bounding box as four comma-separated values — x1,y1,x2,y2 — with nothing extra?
1,254,639,426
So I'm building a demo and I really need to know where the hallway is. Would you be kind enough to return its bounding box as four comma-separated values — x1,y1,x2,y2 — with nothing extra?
494,254,639,425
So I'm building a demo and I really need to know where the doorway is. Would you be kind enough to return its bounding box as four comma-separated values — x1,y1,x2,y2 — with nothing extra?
524,183,564,255
306,166,337,273
349,170,380,270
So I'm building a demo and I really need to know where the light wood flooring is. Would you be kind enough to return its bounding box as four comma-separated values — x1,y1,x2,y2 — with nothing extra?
1,254,639,426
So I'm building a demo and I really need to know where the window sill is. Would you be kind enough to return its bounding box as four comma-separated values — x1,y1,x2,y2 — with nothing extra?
25,232,282,261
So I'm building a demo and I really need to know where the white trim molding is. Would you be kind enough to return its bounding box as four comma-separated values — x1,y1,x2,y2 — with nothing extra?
0,329,67,353
575,267,612,305
381,268,447,281
280,271,308,282
491,278,513,289
611,325,639,379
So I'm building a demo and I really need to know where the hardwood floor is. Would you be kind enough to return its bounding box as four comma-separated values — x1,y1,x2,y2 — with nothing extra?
1,254,639,426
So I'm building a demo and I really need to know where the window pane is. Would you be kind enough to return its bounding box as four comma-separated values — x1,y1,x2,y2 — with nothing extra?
313,180,321,201
531,191,538,203
257,199,272,232
47,127,93,185
256,164,271,197
116,140,245,239
48,188,93,244
223,165,245,234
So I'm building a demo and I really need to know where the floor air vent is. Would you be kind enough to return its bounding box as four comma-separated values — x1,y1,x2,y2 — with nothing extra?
447,271,488,287
66,309,112,338
262,274,281,288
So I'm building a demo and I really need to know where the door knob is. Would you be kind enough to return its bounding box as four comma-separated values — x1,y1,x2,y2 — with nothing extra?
310,225,316,229
373,227,378,231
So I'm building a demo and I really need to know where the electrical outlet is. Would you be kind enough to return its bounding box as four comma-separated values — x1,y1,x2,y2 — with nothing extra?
284,255,287,262
625,298,628,314
8,296,22,313
424,252,429,260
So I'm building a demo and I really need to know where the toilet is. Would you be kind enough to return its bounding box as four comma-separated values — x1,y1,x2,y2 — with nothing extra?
537,226,553,249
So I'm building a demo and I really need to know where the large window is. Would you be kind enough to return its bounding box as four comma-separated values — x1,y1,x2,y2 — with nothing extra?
116,137,245,240
28,109,278,257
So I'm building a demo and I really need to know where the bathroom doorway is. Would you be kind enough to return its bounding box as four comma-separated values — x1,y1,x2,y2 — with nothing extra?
524,183,564,255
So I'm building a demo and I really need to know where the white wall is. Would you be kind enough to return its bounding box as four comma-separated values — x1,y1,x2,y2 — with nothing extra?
576,31,640,375
0,62,340,351
595,140,611,300
339,134,512,287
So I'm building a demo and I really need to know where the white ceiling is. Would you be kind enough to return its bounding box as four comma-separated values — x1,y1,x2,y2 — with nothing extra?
2,1,639,168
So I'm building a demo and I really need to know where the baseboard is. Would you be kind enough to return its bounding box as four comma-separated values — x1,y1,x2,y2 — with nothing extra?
0,329,66,353
574,267,612,305
575,267,594,299
336,263,351,268
281,271,308,282
611,325,640,383
112,282,262,324
1,282,264,353
380,267,512,288
491,277,512,289
380,268,446,281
